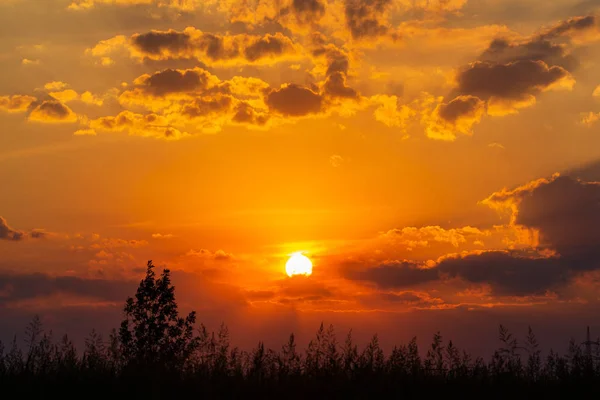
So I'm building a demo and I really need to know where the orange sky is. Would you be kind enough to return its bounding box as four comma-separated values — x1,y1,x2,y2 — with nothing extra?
2,0,600,355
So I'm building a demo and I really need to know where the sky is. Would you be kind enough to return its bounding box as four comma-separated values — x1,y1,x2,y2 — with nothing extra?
2,0,600,356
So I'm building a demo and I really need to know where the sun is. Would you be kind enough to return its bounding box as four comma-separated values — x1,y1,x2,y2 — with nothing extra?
285,252,313,277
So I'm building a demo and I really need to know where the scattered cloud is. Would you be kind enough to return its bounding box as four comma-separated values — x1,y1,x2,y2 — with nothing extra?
187,248,234,261
0,216,47,241
152,233,174,239
0,216,25,241
329,154,344,167
22,58,40,66
0,95,36,113
28,100,78,123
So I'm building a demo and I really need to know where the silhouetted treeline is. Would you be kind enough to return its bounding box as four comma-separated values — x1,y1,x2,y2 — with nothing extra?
1,261,600,399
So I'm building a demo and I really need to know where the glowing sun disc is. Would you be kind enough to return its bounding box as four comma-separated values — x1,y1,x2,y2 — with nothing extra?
285,252,313,277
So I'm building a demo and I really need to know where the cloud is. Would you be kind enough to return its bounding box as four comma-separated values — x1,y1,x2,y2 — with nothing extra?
74,128,98,136
381,225,485,249
329,154,344,167
277,275,334,302
130,67,218,97
29,230,48,239
28,100,78,123
369,94,414,131
343,260,438,289
507,176,600,258
0,216,25,241
0,272,135,306
88,111,189,140
0,216,47,241
342,250,568,296
456,60,573,103
83,65,337,137
22,58,40,66
344,0,392,40
49,89,79,103
101,67,274,135
288,0,326,25
44,81,69,91
423,95,486,141
151,233,174,239
481,15,599,69
90,28,302,67
232,102,270,126
0,95,36,113
425,59,574,137
415,14,594,140
581,111,600,126
539,15,599,41
266,84,324,116
344,174,600,296
90,237,148,249
68,0,202,12
436,250,568,296
245,289,276,301
187,248,234,261
49,89,104,106
311,44,361,105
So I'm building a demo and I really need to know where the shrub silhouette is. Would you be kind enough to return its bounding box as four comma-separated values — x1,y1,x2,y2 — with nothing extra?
1,260,600,399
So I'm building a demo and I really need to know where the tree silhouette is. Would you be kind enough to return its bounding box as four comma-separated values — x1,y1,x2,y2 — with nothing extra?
118,260,199,373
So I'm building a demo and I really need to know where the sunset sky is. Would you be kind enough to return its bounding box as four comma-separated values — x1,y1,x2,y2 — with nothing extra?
2,0,600,356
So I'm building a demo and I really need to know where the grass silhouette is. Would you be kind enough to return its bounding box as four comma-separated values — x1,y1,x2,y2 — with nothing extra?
1,261,599,399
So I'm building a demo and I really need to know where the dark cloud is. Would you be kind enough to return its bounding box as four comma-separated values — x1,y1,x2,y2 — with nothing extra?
90,111,188,140
343,176,600,296
342,251,569,296
480,15,598,70
243,34,296,62
480,38,575,70
181,95,234,119
516,176,600,259
245,290,276,301
266,84,324,116
457,60,570,101
128,29,298,65
28,100,77,123
29,230,47,239
290,0,326,24
312,45,360,99
540,15,598,40
131,29,240,62
437,14,595,125
438,251,569,296
0,217,24,241
132,29,191,55
324,48,350,76
278,276,333,301
343,261,438,289
136,68,214,96
0,273,135,305
232,102,270,126
344,0,391,39
380,292,425,303
322,71,359,98
437,95,485,123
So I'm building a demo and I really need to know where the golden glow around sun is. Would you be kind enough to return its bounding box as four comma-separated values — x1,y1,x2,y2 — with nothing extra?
285,252,313,277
